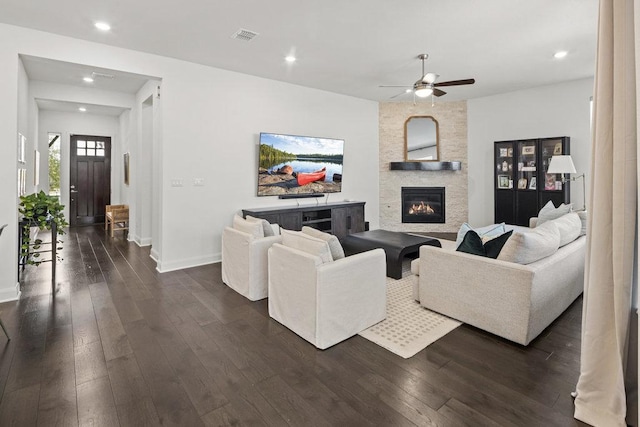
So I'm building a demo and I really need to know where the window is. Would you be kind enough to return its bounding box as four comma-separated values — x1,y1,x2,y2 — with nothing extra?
48,133,61,197
76,139,105,157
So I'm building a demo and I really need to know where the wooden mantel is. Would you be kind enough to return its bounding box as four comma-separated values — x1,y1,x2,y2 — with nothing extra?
389,161,462,171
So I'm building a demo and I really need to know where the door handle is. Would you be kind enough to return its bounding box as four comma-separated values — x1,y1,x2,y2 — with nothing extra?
70,190,78,193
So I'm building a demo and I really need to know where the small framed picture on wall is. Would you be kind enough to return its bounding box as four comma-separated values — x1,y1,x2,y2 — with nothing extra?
123,153,130,185
18,133,26,163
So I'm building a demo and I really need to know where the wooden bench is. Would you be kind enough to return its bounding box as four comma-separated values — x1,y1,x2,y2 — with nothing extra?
105,204,129,237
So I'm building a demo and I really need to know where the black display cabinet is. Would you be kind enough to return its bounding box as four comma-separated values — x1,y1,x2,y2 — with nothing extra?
494,137,570,226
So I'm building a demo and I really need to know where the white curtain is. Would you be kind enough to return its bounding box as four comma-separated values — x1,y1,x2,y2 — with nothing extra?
574,0,638,425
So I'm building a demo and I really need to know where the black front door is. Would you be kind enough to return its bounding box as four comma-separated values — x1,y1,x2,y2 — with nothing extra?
69,135,111,226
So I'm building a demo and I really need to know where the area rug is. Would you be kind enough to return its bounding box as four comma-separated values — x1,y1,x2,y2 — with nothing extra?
358,274,461,358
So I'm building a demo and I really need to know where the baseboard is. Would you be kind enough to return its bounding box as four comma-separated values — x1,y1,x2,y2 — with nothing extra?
136,237,152,247
129,234,152,247
0,283,20,303
156,252,221,273
150,248,159,262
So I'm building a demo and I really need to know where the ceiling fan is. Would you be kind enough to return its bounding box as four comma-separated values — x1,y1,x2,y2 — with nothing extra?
380,54,475,99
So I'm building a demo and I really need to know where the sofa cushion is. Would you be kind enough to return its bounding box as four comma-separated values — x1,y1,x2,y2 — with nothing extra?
233,214,264,239
552,212,582,247
245,215,276,237
457,230,513,259
301,226,345,260
455,222,506,248
497,221,561,264
537,201,572,226
281,229,333,263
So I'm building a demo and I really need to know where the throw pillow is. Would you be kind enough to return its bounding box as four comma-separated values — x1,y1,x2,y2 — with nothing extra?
456,230,513,259
455,223,506,248
233,214,264,239
281,230,333,263
537,201,572,226
551,212,581,247
300,226,345,260
497,221,560,264
577,210,588,236
245,215,275,237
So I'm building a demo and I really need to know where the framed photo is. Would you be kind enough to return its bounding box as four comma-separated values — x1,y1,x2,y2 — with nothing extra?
522,146,535,156
545,174,556,190
34,150,40,186
507,147,513,157
499,148,508,157
518,178,528,189
123,153,130,185
18,133,26,163
18,168,26,196
529,176,537,190
553,142,563,154
498,175,510,189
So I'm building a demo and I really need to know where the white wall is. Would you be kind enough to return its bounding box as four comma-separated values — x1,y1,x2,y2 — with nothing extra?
0,23,380,298
38,110,121,225
468,78,594,226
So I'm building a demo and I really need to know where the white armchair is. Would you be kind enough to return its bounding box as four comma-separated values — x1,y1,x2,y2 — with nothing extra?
268,231,386,349
221,217,282,301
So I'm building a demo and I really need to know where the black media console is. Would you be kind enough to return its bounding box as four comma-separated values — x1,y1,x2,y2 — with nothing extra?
242,201,365,240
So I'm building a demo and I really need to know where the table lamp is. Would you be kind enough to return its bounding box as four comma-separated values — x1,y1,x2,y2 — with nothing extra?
547,155,586,211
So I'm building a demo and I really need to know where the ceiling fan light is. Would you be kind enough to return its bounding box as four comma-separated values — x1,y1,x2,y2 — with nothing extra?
414,87,433,98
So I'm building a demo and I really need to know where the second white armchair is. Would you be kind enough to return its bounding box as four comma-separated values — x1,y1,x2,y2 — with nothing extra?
268,229,386,349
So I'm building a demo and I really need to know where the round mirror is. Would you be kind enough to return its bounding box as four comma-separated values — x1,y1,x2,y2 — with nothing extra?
404,116,439,161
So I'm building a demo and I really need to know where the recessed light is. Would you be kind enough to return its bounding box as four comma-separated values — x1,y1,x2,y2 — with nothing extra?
83,77,94,83
554,51,568,59
78,107,87,112
285,55,296,63
94,22,111,31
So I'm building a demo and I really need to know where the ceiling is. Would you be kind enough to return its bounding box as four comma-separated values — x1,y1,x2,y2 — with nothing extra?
1,0,599,102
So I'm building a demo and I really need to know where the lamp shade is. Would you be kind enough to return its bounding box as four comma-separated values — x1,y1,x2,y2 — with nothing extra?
547,155,577,174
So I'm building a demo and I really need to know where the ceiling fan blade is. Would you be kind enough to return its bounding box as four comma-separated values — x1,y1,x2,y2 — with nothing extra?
422,73,439,84
433,88,447,97
390,90,410,99
434,78,475,87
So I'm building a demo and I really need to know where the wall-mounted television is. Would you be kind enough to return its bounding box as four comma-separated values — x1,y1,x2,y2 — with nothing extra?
257,132,344,197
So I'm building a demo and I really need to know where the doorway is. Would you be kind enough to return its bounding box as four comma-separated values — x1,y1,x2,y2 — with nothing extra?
69,135,111,226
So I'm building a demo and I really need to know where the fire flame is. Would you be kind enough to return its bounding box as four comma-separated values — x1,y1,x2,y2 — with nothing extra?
408,201,435,215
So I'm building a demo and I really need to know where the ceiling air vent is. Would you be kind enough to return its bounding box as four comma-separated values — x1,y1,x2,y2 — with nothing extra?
231,28,259,42
91,71,115,79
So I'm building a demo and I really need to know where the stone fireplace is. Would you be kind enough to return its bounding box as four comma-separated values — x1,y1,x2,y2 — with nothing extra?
401,187,445,223
379,101,468,232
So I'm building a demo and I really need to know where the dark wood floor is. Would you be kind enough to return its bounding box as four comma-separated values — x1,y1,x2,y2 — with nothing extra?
0,225,587,426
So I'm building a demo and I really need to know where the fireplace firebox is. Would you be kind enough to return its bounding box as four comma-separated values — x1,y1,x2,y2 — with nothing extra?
401,187,445,223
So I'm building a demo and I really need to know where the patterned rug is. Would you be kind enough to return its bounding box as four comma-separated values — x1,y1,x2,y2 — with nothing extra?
358,274,461,358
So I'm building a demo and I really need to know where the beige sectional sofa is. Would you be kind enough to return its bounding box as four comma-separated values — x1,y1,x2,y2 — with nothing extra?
412,214,586,345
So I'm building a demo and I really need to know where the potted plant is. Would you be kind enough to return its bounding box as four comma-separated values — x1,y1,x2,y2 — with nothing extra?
18,190,69,266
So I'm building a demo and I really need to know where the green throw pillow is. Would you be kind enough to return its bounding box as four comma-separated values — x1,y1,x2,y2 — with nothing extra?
456,230,513,259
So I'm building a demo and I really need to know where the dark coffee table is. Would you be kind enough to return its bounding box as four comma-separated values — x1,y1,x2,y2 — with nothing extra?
341,229,441,279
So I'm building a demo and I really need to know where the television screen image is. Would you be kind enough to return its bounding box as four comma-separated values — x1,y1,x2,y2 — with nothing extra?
257,133,344,197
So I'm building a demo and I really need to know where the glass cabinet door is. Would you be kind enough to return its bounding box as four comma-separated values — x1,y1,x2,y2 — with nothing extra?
540,138,565,192
516,141,537,191
495,142,514,190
